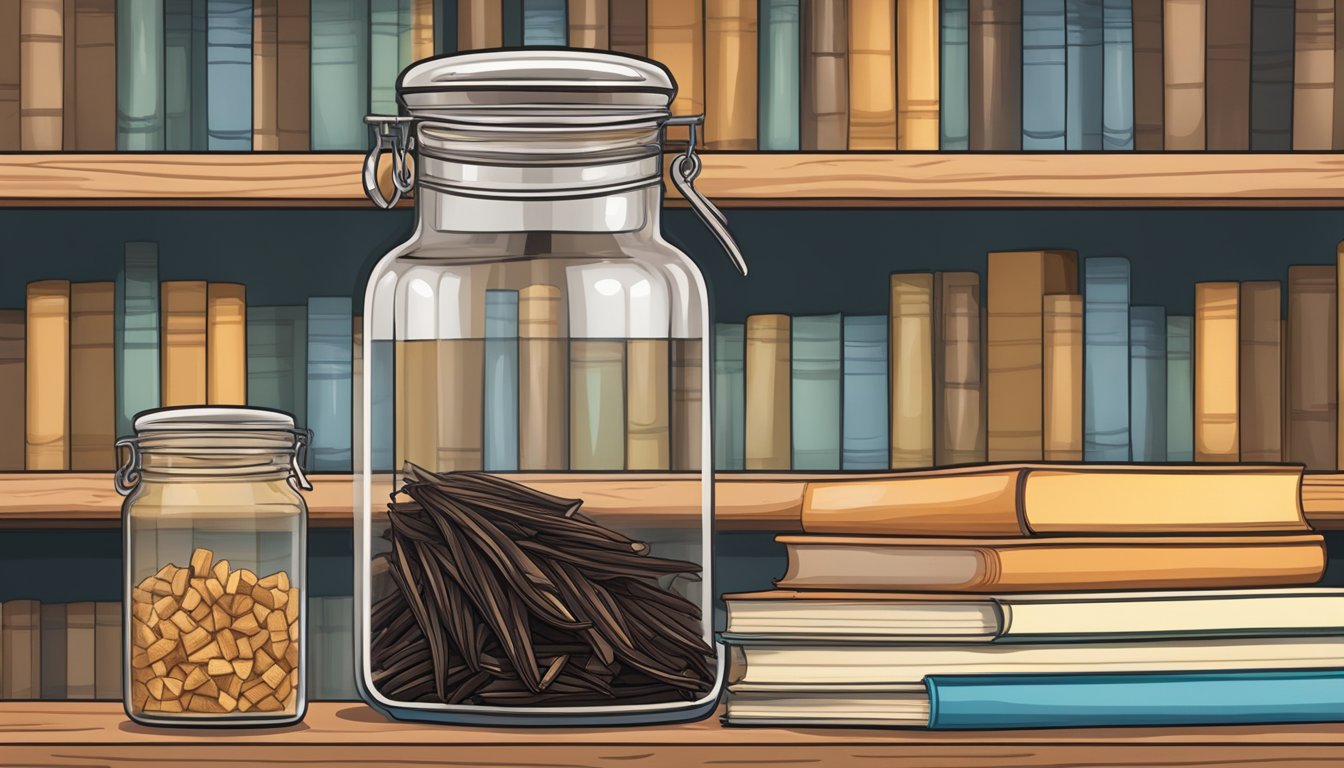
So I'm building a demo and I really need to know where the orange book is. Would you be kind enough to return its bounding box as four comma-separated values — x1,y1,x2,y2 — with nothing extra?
458,0,502,49
848,0,897,149
745,314,791,470
568,0,609,48
26,280,69,470
0,310,23,470
649,0,704,144
412,0,434,59
897,0,939,149
1043,294,1083,462
207,283,247,405
21,0,64,150
1239,281,1282,462
518,285,566,471
1293,0,1335,150
161,281,208,407
705,0,758,149
1163,0,1206,150
70,282,115,470
253,0,280,150
1194,282,1239,461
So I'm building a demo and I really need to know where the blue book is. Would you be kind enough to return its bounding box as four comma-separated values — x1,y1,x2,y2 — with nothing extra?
791,314,842,470
925,669,1344,730
1065,0,1103,149
1129,305,1166,461
714,323,745,471
523,0,566,45
371,0,402,115
192,0,209,150
759,0,801,150
1022,0,1066,150
247,306,308,429
399,0,414,69
116,0,165,149
312,0,371,150
940,0,969,150
1083,256,1130,460
207,0,253,150
1102,0,1134,149
307,297,353,471
115,242,160,437
842,315,888,470
502,0,523,47
484,290,520,472
1251,0,1294,150
1166,315,1194,461
164,0,195,150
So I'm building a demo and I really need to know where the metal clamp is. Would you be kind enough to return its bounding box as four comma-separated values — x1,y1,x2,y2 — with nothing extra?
665,115,748,276
290,429,315,492
363,116,416,209
114,437,141,496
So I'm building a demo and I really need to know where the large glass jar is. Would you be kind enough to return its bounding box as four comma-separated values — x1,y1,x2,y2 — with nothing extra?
355,50,744,725
116,407,311,726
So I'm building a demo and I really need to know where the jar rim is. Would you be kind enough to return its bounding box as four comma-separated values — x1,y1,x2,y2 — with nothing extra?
132,406,297,434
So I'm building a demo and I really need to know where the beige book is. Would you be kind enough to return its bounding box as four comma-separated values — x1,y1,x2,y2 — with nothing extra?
396,340,439,470
935,274,984,465
458,0,502,48
161,281,208,406
20,0,63,150
848,0,897,149
207,283,247,405
1163,0,1205,150
26,280,69,470
648,0,704,142
0,310,24,470
1239,282,1282,462
571,340,626,470
626,339,670,470
897,0,939,149
70,282,115,470
64,0,116,150
568,0,609,48
889,274,933,468
802,0,848,149
1337,244,1344,468
65,602,95,699
1287,265,1337,470
518,285,566,470
0,1,17,149
986,251,1078,461
412,0,433,59
1294,0,1335,150
94,601,120,699
1043,294,1083,461
1195,282,1240,461
745,314,791,470
705,0,757,149
253,0,279,150
1,600,40,698
438,339,485,471
968,0,1021,150
671,338,703,471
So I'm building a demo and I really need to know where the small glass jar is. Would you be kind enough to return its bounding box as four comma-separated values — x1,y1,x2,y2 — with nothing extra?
116,407,312,726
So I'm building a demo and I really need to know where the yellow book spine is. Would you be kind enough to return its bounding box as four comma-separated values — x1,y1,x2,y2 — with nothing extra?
437,339,485,471
897,0,940,149
252,0,279,150
649,0,705,142
1163,0,1205,150
1293,0,1335,150
848,0,897,149
935,273,985,465
1195,282,1240,461
626,338,671,470
70,282,115,471
160,281,208,407
890,273,933,468
458,0,501,49
705,0,758,149
568,0,610,48
570,339,626,470
395,339,438,470
26,280,69,470
20,0,63,150
1043,294,1083,462
671,338,703,471
207,283,247,405
745,314,791,470
519,285,567,471
412,0,434,59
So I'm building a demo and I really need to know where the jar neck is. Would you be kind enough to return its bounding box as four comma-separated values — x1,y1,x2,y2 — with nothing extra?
131,432,301,483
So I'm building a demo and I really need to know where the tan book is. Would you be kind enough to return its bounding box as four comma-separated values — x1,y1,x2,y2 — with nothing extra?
935,273,984,466
1239,281,1282,462
1204,0,1250,150
626,339,670,470
160,281,208,407
568,0,609,48
745,314,791,470
94,601,120,699
276,0,310,150
0,1,18,149
1287,265,1337,470
889,274,933,468
986,251,1077,461
1132,0,1164,150
458,0,502,49
968,0,1021,150
610,0,647,56
413,0,434,59
705,0,757,149
1,600,40,699
800,463,1308,536
1194,282,1239,461
648,0,704,143
570,340,625,470
518,285,566,471
1337,245,1344,468
62,0,115,150
26,280,69,470
64,602,95,700
801,0,848,149
775,533,1327,593
897,0,939,149
21,0,63,149
1336,0,1344,149
0,310,23,470
1043,294,1083,461
1163,0,1205,150
40,601,65,699
438,339,485,471
70,282,115,471
848,0,896,149
1294,0,1335,150
253,0,279,150
671,338,702,471
206,283,247,405
395,340,437,469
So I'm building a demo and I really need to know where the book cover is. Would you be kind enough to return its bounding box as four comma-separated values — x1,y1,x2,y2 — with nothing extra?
1,600,40,699
459,0,502,48
1066,0,1103,150
65,602,95,699
969,0,1021,149
518,285,566,471
1240,281,1282,462
0,311,24,470
791,314,842,471
160,281,208,407
247,307,306,425
801,0,848,149
70,283,116,471
1195,282,1241,461
567,0,606,47
1022,0,1066,150
21,0,63,149
1205,0,1250,150
627,338,670,470
1251,0,1294,150
206,0,251,149
39,602,66,699
1131,0,1162,149
206,283,247,405
252,0,279,149
890,275,933,469
1163,0,1205,149
164,0,195,149
842,315,888,470
1294,0,1335,150
937,274,984,465
570,340,625,470
759,0,799,150
610,0,646,56
745,314,791,470
26,281,70,470
1102,0,1134,149
940,0,969,149
648,0,704,141
276,0,309,149
1167,315,1194,461
1129,305,1166,461
706,0,758,149
311,0,369,149
1043,295,1082,461
523,0,565,44
715,322,746,471
0,2,17,149
1287,265,1337,470
308,297,354,471
94,601,120,699
671,338,702,471
371,0,401,114
64,0,116,150
484,290,520,471
116,242,159,438
897,0,939,148
116,0,165,149
1084,257,1131,461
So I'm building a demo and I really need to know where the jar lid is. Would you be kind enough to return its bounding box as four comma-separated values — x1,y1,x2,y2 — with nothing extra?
133,406,297,433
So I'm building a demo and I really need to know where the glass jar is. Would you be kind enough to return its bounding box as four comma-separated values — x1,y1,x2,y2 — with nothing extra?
355,49,745,725
116,407,312,726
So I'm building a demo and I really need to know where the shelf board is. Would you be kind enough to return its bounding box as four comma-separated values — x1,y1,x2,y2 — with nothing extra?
8,153,1344,207
1,702,1342,767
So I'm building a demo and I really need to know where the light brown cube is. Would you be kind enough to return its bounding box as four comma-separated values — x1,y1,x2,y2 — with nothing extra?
255,695,283,712
150,578,174,596
151,660,168,678
145,637,177,663
187,640,222,663
212,559,230,583
283,641,298,669
284,591,299,624
232,659,254,680
170,568,189,597
253,648,275,674
181,588,202,612
261,663,287,689
152,595,177,618
132,619,157,649
169,610,197,633
190,547,214,577
204,578,225,604
232,614,259,635
207,658,234,677
182,626,212,655
131,681,150,710
183,665,210,691
218,691,238,712
236,635,254,660
218,629,239,660
158,618,180,642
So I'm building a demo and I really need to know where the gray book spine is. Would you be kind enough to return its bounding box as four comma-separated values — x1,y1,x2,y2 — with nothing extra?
1066,0,1104,149
1023,0,1066,149
714,323,745,470
790,314,842,470
1130,305,1167,460
311,0,371,149
1084,256,1131,460
1102,0,1135,149
116,0,165,149
115,243,160,438
940,0,970,149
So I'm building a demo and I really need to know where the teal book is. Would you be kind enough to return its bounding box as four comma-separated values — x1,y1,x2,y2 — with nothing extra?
791,314,841,470
1065,0,1103,149
503,0,523,47
116,0,165,149
1022,0,1065,150
307,297,353,471
1102,0,1133,149
940,0,969,150
925,669,1344,730
842,315,888,470
484,290,520,472
164,0,195,149
1083,256,1130,461
1250,0,1293,150
312,0,371,150
399,0,414,68
436,0,456,54
115,242,160,438
247,306,308,429
714,323,745,471
371,0,401,115
192,0,209,150
1129,305,1166,461
759,0,800,150
208,0,253,150
1166,315,1194,461
371,339,394,472
523,0,566,45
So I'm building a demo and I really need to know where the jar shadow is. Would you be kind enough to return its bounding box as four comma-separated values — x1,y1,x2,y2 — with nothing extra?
117,720,312,735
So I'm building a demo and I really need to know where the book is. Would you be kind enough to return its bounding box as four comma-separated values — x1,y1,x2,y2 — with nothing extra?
207,0,251,149
63,0,116,150
570,340,624,471
26,281,70,470
1043,294,1082,461
39,603,65,699
791,314,841,470
116,242,159,438
116,0,165,149
745,314,791,470
799,464,1308,537
1205,0,1250,150
1022,0,1065,150
935,274,984,465
206,283,247,405
627,338,670,470
1195,282,1240,461
609,0,646,56
774,533,1326,593
842,316,887,470
275,0,309,149
0,2,17,149
1066,0,1103,150
393,336,433,470
459,0,502,48
897,0,939,149
889,275,933,468
191,0,207,149
1251,0,1294,150
70,283,116,471
1167,315,1194,461
371,0,401,114
1286,266,1337,470
570,0,605,47
714,323,746,471
160,281,208,407
1101,0,1133,149
370,329,393,473
410,0,432,60
503,0,522,46
311,0,369,150
1,600,39,699
164,0,195,149
1293,0,1335,150
1240,282,1282,462
848,0,896,149
65,602,95,699
705,0,757,149
1337,2,1344,149
1131,0,1162,149
308,297,353,471
252,0,279,149
0,311,23,470
94,601,120,699
801,0,847,149
518,285,566,471
758,0,799,150
1129,305,1165,462
968,0,1021,149
483,290,520,471
670,338,702,471
327,596,356,699
647,0,703,141
522,0,565,45
987,251,1077,461
1163,0,1204,149
940,0,969,149
21,0,63,149
247,306,306,426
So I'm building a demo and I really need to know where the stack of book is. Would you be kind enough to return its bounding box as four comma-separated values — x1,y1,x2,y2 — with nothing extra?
722,463,1344,729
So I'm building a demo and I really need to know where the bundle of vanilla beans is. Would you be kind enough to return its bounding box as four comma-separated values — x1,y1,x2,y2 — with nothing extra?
369,465,716,707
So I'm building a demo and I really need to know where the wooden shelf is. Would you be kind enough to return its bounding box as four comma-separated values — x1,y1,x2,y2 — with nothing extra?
8,152,1344,207
1,702,1342,767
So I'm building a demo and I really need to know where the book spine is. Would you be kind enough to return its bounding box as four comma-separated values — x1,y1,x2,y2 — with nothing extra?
1294,0,1335,149
94,601,120,700
648,0,704,142
1083,257,1131,461
1163,0,1205,149
1205,0,1250,150
308,297,354,471
627,338,671,470
64,602,95,699
165,0,194,149
969,0,1021,149
842,315,888,469
1066,0,1103,149
791,314,842,470
21,0,64,149
40,602,66,699
483,290,520,472
70,283,116,471
275,0,310,149
0,2,18,149
393,339,435,470
1287,266,1337,470
937,274,985,465
1240,281,1283,462
459,0,503,48
1022,0,1066,150
801,0,848,149
62,0,75,150
890,275,933,468
1129,305,1167,461
1131,0,1163,149
1338,244,1344,469
1195,281,1241,461
372,0,399,113
116,0,165,149
116,243,159,438
26,281,70,470
714,323,746,470
1102,0,1134,149
411,0,433,59
940,0,969,149
1251,0,1294,150
1,601,39,698
610,0,647,56
1166,315,1194,461
247,306,307,426
570,340,625,470
0,311,23,470
518,285,566,471
311,0,370,150
192,0,208,149
398,0,413,70
207,283,247,405
671,338,703,471
567,0,606,47
523,0,566,45
370,333,392,471
758,0,799,150
897,0,940,149
503,0,522,46
329,596,355,698
160,281,208,407
706,0,758,149
848,0,895,149
1044,294,1083,461
252,0,278,149
67,0,116,150
745,314,791,470
1336,0,1344,149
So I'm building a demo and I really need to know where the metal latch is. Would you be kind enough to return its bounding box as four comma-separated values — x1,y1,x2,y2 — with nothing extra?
665,115,748,276
362,115,416,209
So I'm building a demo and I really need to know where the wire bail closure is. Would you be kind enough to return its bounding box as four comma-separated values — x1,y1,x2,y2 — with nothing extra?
363,115,416,209
664,115,748,276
